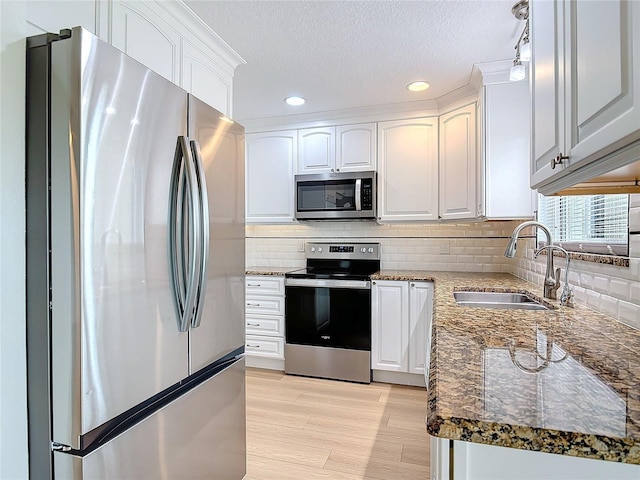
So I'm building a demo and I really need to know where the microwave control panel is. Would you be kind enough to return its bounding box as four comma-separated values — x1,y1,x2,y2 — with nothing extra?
362,178,373,210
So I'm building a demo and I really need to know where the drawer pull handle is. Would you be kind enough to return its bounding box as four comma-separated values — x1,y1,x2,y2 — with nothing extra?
247,303,261,307
247,322,261,326
247,283,261,287
247,344,260,348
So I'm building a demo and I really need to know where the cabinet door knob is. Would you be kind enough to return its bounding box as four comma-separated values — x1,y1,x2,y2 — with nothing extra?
411,283,415,287
551,153,569,169
372,281,377,285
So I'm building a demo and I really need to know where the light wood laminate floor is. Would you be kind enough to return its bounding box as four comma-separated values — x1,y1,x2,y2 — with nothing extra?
244,368,430,480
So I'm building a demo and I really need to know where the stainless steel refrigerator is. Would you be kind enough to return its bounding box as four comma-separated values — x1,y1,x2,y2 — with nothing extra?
26,27,246,479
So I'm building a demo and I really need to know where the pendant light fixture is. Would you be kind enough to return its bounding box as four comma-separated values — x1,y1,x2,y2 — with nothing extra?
510,0,529,81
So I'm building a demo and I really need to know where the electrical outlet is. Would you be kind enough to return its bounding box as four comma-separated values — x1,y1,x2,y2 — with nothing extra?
298,242,305,252
440,242,450,254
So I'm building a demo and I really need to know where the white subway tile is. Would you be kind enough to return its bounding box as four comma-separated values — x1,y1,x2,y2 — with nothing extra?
618,300,640,329
592,276,609,294
609,279,631,301
630,281,640,305
600,296,619,319
585,289,602,311
629,207,640,231
629,234,640,258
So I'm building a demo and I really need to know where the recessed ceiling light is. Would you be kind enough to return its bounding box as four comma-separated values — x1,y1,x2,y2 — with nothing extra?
285,96,306,106
406,81,430,92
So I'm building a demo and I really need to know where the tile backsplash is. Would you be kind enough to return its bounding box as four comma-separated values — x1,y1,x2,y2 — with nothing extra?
247,194,640,329
246,220,526,273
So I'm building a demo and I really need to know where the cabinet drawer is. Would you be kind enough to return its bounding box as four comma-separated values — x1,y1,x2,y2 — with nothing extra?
245,295,285,316
245,335,284,359
246,314,284,337
245,276,285,295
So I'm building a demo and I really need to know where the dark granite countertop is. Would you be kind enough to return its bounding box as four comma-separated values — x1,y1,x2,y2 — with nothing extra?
373,270,640,465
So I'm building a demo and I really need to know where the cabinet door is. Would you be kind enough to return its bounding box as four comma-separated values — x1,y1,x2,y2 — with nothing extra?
408,282,434,375
483,82,535,219
335,123,376,172
182,40,231,116
439,104,477,220
377,118,439,222
371,281,408,372
530,0,566,188
564,0,640,171
245,131,296,223
298,127,336,174
111,1,181,84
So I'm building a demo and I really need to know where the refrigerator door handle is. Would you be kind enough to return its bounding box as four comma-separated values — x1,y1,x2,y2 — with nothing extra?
168,135,201,332
189,139,210,329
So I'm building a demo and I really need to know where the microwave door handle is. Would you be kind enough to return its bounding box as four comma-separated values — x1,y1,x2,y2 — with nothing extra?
355,178,362,211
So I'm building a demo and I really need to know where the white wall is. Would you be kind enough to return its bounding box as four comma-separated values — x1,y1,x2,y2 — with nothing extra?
0,2,29,478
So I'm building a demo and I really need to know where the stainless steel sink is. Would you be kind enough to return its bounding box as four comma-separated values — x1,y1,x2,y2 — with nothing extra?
453,291,551,311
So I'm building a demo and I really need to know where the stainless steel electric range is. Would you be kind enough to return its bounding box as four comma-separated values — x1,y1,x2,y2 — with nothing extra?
284,242,380,383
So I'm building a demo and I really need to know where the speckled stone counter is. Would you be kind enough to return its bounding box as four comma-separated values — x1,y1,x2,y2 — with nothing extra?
372,270,640,465
245,267,294,276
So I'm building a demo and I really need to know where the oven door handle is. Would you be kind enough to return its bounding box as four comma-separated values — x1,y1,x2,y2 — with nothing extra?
285,278,371,289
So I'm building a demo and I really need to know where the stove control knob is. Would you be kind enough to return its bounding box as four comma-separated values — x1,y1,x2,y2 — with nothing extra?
368,247,374,253
310,247,316,253
318,247,323,253
360,247,366,253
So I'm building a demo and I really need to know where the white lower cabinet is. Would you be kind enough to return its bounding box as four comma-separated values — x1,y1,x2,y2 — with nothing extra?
245,276,285,369
431,437,640,480
371,280,434,384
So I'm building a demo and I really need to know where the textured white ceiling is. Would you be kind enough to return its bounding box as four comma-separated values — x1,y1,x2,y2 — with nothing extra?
185,0,522,122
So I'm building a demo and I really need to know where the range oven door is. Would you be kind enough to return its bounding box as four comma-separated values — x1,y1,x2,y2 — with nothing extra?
285,278,371,350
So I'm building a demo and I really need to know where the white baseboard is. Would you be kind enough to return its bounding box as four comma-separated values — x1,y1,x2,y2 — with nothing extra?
245,355,284,371
372,370,426,387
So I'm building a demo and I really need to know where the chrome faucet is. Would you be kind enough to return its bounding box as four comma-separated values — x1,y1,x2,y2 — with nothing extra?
535,245,573,306
504,221,559,300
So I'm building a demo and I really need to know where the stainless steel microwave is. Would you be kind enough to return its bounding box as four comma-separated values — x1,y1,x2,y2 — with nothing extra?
294,171,376,220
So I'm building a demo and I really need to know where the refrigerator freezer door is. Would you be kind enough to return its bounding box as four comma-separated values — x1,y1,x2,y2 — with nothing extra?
187,96,246,373
48,28,190,445
55,358,247,480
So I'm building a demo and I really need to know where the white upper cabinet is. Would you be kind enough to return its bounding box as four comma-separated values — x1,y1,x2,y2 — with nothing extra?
439,104,477,220
109,1,243,116
111,1,181,84
297,123,376,174
482,81,535,219
530,0,565,187
336,123,377,172
245,131,297,224
182,40,232,116
531,0,640,193
297,127,336,174
377,118,439,222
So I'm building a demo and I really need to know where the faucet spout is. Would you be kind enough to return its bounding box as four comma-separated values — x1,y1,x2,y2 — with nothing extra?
505,221,558,300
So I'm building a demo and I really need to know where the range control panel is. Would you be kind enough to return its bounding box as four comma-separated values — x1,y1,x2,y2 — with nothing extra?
305,242,380,260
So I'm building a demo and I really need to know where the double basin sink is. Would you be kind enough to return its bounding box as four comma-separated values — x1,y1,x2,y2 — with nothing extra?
453,291,552,311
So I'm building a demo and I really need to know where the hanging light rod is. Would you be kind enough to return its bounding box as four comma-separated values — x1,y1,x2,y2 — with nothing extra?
510,0,529,81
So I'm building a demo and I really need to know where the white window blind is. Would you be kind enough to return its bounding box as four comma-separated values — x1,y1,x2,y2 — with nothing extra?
537,194,629,256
